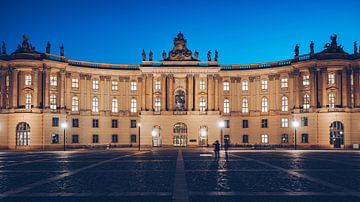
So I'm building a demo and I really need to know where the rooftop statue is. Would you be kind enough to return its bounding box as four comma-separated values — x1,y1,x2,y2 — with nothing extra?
322,34,346,53
207,50,211,61
194,50,199,60
142,49,146,61
162,50,166,60
214,50,218,61
294,44,299,57
46,41,51,54
310,41,314,54
60,44,64,56
167,32,193,60
354,41,358,55
149,50,153,61
15,34,35,53
1,41,6,55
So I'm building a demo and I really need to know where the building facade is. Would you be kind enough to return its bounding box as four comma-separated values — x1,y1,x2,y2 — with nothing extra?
0,33,360,149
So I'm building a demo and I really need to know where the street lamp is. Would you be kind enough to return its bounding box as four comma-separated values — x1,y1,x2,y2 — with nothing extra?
138,123,141,151
292,120,300,150
61,122,68,151
218,120,225,149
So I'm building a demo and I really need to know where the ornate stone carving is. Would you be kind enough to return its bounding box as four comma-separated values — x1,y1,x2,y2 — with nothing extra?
65,72,72,78
46,41,51,54
162,50,166,60
142,49,146,61
149,50,153,61
1,41,6,55
60,44,64,56
310,41,314,54
175,89,186,111
207,50,211,61
14,35,35,53
194,50,199,60
354,41,358,55
215,50,218,61
294,44,299,57
322,34,346,53
166,32,193,61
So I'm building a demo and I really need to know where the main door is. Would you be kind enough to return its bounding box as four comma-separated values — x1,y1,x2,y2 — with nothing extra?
330,121,344,148
152,125,161,147
199,125,208,147
173,123,187,146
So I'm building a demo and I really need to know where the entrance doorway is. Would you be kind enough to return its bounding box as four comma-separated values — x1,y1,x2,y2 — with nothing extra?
16,122,31,146
152,125,161,147
173,123,187,146
199,125,208,147
330,121,344,148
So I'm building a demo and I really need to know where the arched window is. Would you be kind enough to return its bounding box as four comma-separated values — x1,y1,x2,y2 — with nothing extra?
224,99,230,113
199,97,206,112
242,99,249,113
112,98,118,113
154,97,161,112
303,94,310,110
25,94,32,109
131,98,137,112
72,96,79,112
329,93,335,108
16,122,31,146
281,96,288,112
92,97,99,112
261,97,268,112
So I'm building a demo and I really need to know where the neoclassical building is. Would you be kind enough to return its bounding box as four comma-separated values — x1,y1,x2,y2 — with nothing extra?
0,33,360,149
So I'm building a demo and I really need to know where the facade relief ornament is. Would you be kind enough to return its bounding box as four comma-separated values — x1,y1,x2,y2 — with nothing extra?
166,32,193,61
14,35,35,53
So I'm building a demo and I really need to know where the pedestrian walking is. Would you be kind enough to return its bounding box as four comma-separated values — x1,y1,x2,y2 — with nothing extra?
213,140,220,160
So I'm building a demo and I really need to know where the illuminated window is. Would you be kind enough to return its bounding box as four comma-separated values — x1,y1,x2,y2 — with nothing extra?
50,75,57,86
223,82,230,91
281,96,288,112
155,80,161,90
199,97,206,111
112,81,118,91
71,78,79,88
154,97,161,112
25,75,32,86
50,94,57,110
303,94,310,109
25,94,31,109
281,118,289,128
329,93,335,108
200,80,206,90
242,80,249,91
303,75,310,86
112,98,118,113
92,79,99,90
72,96,79,112
281,134,289,143
92,97,99,112
223,99,230,113
131,82,137,91
261,97,268,112
261,79,268,90
328,73,335,84
261,134,269,144
281,78,288,88
131,98,137,112
242,99,249,113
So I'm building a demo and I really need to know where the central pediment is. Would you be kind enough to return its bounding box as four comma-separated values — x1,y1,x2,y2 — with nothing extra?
166,32,195,61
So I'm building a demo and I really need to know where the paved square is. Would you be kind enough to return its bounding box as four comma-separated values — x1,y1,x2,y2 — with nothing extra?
0,149,360,202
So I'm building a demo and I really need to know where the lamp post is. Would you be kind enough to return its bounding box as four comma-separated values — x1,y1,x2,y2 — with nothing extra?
138,123,141,151
218,120,225,150
292,120,300,150
61,122,68,151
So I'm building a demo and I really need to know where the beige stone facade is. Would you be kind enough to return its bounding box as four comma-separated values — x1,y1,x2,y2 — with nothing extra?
1,33,360,149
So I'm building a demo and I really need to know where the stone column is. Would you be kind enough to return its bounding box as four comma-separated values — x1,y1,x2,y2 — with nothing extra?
320,67,328,107
187,74,193,111
309,67,317,108
32,68,39,108
167,74,174,111
43,67,50,108
293,69,300,109
274,74,280,111
194,74,199,111
161,74,166,111
269,74,275,111
342,68,351,108
65,72,71,111
60,70,66,109
149,75,153,111
207,75,214,111
354,68,360,108
141,74,146,111
85,75,92,111
11,69,19,108
214,75,219,111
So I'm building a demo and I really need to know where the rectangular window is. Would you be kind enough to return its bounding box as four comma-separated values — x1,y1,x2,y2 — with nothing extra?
261,119,268,128
71,78,79,88
242,120,249,128
130,134,137,143
301,133,309,143
112,134,118,143
72,118,79,128
199,80,206,90
154,97,161,112
155,80,161,90
301,117,308,127
25,75,32,86
51,134,59,144
72,135,79,144
224,120,230,128
112,119,118,128
50,95,57,110
130,120,137,128
242,80,249,91
131,82,137,91
242,99,249,113
72,96,79,112
131,99,137,112
199,98,206,112
261,134,269,144
328,73,335,84
329,93,335,108
111,80,118,91
92,80,99,90
52,117,59,127
92,119,99,128
242,135,249,143
92,134,99,143
224,99,230,113
281,118,289,128
281,78,288,88
112,98,118,113
281,134,289,143
261,79,268,90
50,75,57,86
25,94,32,109
223,82,230,91
303,75,310,86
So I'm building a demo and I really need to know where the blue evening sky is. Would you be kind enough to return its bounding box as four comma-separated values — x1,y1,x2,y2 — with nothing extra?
1,0,359,65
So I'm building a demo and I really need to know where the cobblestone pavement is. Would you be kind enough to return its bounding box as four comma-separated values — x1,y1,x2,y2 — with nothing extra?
0,149,359,201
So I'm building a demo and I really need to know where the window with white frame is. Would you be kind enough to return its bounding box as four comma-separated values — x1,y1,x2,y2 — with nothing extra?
261,134,269,144
50,94,57,110
223,99,230,113
242,80,249,91
223,82,230,91
261,97,268,112
199,97,206,111
281,78,288,88
281,118,289,128
111,81,118,91
303,94,310,109
131,82,137,91
200,80,206,90
155,80,161,90
25,94,31,109
329,93,335,108
92,79,99,90
50,75,57,86
281,96,288,112
131,98,137,112
71,78,79,88
242,98,249,113
112,98,118,113
92,97,99,112
154,97,161,112
303,75,310,86
25,75,32,86
328,73,335,84
261,79,268,90
72,96,79,112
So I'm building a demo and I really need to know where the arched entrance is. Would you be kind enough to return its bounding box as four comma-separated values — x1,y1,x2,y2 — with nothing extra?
330,121,344,148
199,125,208,147
151,125,162,147
173,123,187,146
16,122,31,146
175,90,186,111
